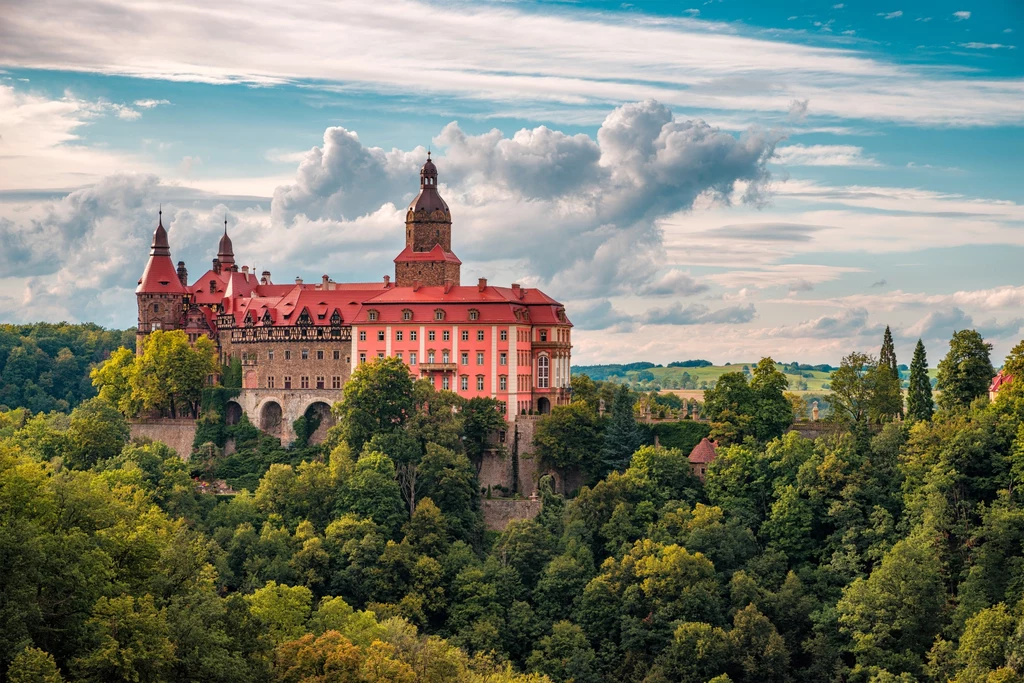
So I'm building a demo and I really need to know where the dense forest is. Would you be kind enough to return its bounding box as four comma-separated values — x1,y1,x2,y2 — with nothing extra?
5,327,1024,682
0,323,134,413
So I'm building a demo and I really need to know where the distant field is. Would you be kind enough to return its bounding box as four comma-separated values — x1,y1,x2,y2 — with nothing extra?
572,362,939,398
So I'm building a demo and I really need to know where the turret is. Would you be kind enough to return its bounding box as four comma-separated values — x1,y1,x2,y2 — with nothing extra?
136,209,187,351
394,153,461,287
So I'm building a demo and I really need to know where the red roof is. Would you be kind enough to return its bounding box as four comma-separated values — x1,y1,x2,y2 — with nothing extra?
991,370,1013,393
688,438,718,465
393,245,462,264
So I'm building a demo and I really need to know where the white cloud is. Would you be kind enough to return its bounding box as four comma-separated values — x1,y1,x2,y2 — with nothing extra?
773,144,881,167
953,11,971,20
958,43,1016,50
133,99,170,108
1,0,1022,127
877,11,903,20
832,3,844,8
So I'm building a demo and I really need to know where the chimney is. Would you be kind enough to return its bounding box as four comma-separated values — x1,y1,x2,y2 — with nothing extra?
177,261,188,286
383,275,391,287
321,274,330,288
511,283,521,299
241,265,249,274
478,277,487,292
261,270,271,285
295,277,303,285
444,279,454,293
213,257,221,274
413,280,422,292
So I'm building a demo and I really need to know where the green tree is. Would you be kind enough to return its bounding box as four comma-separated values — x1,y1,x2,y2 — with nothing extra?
873,326,904,422
462,397,508,459
73,594,176,683
534,402,601,472
90,347,138,416
728,604,790,683
601,384,644,472
750,357,794,442
333,357,415,453
244,581,313,645
906,339,934,422
342,451,407,534
8,647,65,683
127,330,218,418
703,372,756,445
936,329,994,411
64,397,130,469
526,621,600,683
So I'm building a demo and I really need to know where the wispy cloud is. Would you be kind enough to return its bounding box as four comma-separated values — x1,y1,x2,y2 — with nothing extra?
0,0,1022,127
953,11,971,20
774,144,881,167
133,99,170,109
877,10,903,20
958,42,1016,50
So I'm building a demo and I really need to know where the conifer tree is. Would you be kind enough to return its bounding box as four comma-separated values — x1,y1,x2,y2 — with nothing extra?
600,384,644,472
906,339,934,422
872,326,903,422
936,329,995,411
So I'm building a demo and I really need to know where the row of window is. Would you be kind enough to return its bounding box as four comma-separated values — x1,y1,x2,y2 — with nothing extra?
423,374,510,392
359,329,509,343
266,375,343,390
366,309,485,322
357,350,512,366
262,349,343,361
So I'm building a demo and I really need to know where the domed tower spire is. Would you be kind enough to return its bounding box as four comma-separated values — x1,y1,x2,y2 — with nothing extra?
137,207,187,351
218,215,235,269
395,153,460,287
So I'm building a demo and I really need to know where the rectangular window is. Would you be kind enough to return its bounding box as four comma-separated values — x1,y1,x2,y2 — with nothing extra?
443,330,450,341
285,350,292,360
301,376,309,389
477,376,485,391
461,352,469,365
501,330,508,341
377,331,385,341
268,350,275,361
396,352,403,361
428,351,435,363
500,376,507,391
332,376,341,389
359,353,366,364
377,352,385,360
410,330,418,341
302,349,309,360
477,330,485,341
396,330,404,341
500,352,507,366
442,351,450,363
410,352,417,365
442,376,450,390
461,376,469,391
316,376,325,389
317,350,324,360
477,352,485,365
284,376,292,389
268,376,276,389
428,330,436,341
461,330,469,341
333,350,340,360
359,331,366,341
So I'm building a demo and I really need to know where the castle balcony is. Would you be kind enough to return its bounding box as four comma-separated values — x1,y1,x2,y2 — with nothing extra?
531,340,571,351
418,362,457,372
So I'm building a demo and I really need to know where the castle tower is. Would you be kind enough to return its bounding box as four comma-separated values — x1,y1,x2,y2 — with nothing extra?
218,217,235,271
394,153,462,287
136,209,188,351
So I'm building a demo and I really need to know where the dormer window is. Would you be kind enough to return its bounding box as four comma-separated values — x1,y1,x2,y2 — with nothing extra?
468,309,479,321
402,309,413,321
331,310,342,325
368,310,379,321
434,309,445,321
209,280,216,293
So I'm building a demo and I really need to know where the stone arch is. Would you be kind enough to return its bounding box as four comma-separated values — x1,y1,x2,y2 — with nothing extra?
537,397,551,415
302,401,335,445
259,400,283,435
225,400,243,426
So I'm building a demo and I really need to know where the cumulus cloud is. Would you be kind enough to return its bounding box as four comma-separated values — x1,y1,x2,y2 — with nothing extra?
953,11,971,20
768,307,879,339
908,307,1024,342
572,298,756,330
636,270,709,297
270,100,778,299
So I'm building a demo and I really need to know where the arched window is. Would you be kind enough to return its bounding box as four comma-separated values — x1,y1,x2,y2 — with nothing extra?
537,355,549,388
368,310,378,321
402,309,413,321
469,309,479,321
434,309,445,321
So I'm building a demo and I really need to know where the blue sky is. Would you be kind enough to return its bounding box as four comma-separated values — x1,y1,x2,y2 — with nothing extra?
0,0,1021,365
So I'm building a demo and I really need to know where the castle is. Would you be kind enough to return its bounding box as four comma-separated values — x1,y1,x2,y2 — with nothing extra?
136,155,573,442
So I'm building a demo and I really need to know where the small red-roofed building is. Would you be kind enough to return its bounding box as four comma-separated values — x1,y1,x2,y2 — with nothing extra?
688,437,718,481
990,370,1013,401
135,154,572,443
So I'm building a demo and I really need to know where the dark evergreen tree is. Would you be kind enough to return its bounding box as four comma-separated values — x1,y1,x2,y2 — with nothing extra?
906,338,934,422
936,329,995,411
874,325,904,421
600,384,644,472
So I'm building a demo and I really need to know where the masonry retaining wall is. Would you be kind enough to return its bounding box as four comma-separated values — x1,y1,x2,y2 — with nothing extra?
130,419,198,460
481,498,542,531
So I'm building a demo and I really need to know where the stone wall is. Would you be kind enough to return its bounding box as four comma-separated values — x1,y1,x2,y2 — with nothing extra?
513,415,542,496
232,388,340,445
787,421,842,440
481,498,542,531
477,449,514,495
130,419,198,460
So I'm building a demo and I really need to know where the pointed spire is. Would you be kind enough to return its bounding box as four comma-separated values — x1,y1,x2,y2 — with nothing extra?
218,214,235,267
151,207,170,256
